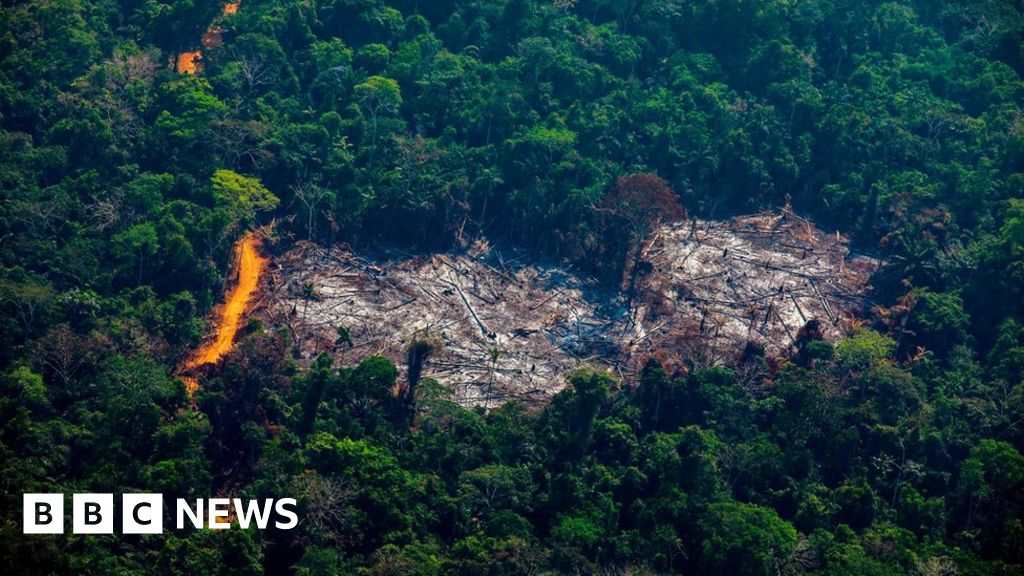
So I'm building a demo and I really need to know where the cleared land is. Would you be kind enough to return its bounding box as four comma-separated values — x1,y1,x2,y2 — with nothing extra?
180,232,266,395
262,210,877,407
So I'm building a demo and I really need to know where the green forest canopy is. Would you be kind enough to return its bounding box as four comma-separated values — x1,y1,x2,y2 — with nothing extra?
1,0,1024,574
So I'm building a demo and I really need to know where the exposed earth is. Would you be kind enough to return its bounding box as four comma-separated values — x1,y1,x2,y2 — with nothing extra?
260,210,878,408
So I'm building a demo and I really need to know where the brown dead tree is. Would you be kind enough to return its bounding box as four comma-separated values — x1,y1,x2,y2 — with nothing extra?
596,173,686,302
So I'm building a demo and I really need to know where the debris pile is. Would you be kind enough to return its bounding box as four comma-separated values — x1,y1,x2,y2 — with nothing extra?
635,210,877,369
263,210,877,407
264,240,610,408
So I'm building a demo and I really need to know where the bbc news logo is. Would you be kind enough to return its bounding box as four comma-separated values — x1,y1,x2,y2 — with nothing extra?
23,494,298,534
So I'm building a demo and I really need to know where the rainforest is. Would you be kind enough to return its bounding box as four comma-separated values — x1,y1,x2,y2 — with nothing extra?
1,0,1023,575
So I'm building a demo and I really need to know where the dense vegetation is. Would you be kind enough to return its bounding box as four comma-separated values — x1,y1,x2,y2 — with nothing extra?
2,0,1024,574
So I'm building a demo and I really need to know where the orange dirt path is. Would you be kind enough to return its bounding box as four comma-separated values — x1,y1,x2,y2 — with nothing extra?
174,2,240,75
181,232,265,394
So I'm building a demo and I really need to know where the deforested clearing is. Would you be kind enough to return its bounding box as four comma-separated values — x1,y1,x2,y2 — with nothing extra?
264,210,877,408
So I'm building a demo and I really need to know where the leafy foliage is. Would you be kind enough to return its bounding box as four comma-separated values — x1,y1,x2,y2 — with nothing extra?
1,0,1023,574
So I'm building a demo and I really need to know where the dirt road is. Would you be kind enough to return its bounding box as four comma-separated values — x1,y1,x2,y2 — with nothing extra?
181,232,265,394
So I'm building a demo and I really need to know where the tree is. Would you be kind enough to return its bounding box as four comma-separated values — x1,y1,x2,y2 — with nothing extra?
112,222,159,284
597,173,685,292
701,502,799,576
558,368,612,460
405,330,441,403
458,464,533,523
354,76,402,168
292,181,335,240
835,328,897,373
955,439,1024,561
0,279,54,344
30,324,95,392
3,0,1024,573
635,358,675,432
905,289,970,357
299,354,338,436
210,169,280,226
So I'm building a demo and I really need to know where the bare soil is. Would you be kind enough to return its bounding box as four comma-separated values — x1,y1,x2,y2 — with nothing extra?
261,210,878,408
